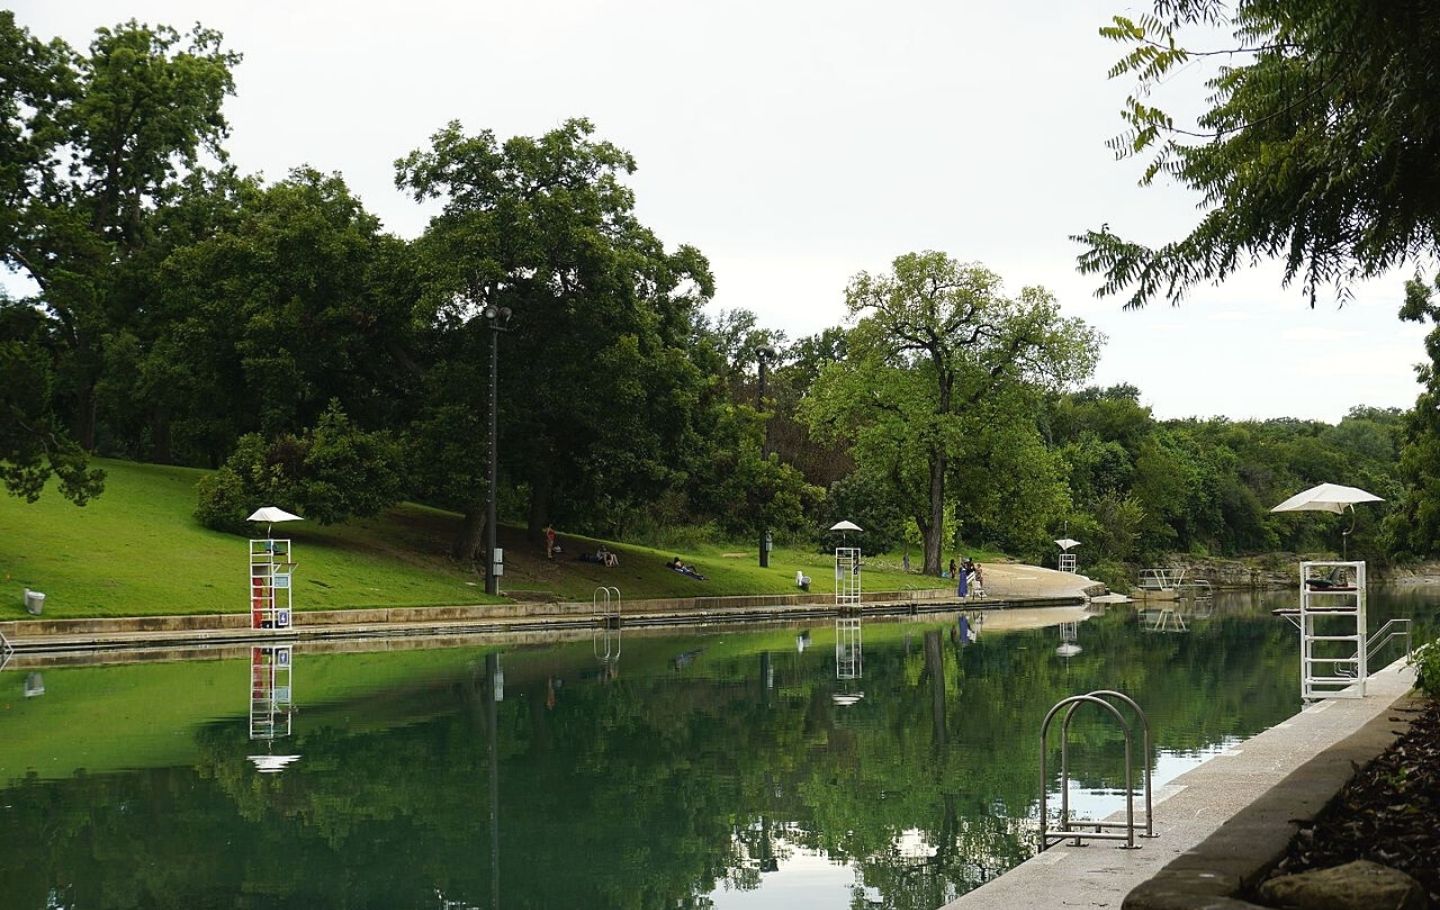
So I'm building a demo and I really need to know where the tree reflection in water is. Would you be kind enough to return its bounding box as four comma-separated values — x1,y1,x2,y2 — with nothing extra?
0,589,1434,909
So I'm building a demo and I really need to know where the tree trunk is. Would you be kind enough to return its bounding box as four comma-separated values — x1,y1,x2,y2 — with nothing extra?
151,409,172,464
452,502,487,562
75,382,98,452
527,472,551,540
923,447,946,574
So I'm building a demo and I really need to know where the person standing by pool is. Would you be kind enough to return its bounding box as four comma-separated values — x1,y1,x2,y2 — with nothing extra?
545,525,557,559
948,557,958,580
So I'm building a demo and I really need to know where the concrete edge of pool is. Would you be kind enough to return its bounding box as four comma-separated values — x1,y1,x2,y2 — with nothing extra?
1,593,1098,663
941,659,1421,910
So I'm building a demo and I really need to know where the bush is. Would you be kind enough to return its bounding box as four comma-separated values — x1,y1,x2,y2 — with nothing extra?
1084,560,1132,594
194,466,254,534
195,403,405,533
1411,639,1440,695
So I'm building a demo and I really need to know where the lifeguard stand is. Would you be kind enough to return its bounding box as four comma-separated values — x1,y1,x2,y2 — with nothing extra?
1298,561,1366,699
249,538,294,629
1056,538,1080,573
249,645,293,740
835,547,861,607
834,545,863,684
836,617,863,680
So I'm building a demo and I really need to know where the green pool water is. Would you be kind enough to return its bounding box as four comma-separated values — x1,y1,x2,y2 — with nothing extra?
1,588,1435,910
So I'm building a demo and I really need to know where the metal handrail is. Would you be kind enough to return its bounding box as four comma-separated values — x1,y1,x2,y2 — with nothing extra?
1039,693,1144,851
1366,619,1412,664
1061,690,1155,839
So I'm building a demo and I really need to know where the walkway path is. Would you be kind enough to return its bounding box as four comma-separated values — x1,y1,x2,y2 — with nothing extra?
941,661,1416,910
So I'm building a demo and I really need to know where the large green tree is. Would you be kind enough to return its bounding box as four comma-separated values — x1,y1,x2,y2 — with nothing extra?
0,14,238,499
804,252,1100,574
0,292,104,503
1074,1,1440,308
153,167,418,465
396,119,718,559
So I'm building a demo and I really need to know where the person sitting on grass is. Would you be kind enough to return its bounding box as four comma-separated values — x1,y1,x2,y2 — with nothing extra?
598,545,619,567
666,556,707,581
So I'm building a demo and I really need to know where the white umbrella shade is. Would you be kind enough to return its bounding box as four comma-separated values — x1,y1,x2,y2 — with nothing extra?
247,507,303,537
1270,483,1383,514
1054,538,1081,551
1271,483,1383,559
829,520,863,532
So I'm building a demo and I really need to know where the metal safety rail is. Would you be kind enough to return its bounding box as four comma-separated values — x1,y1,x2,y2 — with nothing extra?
0,629,13,671
1039,690,1154,851
593,586,622,661
1367,619,1412,664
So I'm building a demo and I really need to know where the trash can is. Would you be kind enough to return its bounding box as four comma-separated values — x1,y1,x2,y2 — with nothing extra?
23,588,45,615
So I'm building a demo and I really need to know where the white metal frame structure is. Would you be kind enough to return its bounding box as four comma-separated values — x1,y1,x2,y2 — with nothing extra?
1298,560,1366,699
835,616,863,680
1058,552,1078,573
834,547,861,607
249,645,293,740
249,538,294,630
1143,607,1188,634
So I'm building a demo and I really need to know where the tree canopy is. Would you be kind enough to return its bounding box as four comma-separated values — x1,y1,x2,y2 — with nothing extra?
804,253,1101,574
1,11,1428,573
1074,1,1440,308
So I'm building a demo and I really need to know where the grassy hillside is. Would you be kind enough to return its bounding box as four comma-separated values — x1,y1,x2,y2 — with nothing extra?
1,458,947,619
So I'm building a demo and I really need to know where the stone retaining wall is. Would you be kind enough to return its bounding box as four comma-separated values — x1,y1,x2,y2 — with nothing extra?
0,587,956,639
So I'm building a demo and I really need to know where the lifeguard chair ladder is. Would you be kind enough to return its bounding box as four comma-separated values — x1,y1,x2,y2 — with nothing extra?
249,538,294,630
1299,561,1366,699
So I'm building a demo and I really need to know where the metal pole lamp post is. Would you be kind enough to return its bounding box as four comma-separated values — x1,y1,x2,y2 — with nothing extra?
484,305,512,596
757,346,776,568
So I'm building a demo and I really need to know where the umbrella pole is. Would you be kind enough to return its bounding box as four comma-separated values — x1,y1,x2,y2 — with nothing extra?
1342,505,1356,560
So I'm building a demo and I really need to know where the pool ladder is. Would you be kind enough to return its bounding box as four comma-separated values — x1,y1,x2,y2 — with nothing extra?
593,587,621,661
1039,690,1155,851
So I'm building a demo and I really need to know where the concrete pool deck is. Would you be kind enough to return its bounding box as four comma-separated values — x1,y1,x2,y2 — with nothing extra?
940,660,1420,910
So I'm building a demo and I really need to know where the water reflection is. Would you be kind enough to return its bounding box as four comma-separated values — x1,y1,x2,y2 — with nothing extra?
0,588,1433,910
833,615,864,706
1055,622,1081,659
247,644,298,774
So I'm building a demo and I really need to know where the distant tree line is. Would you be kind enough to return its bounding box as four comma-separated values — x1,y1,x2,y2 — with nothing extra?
0,13,1431,573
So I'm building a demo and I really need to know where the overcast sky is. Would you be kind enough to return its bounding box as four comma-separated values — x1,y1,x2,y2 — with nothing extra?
10,0,1430,422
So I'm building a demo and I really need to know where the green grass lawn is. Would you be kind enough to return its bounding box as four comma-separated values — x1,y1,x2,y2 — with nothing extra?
1,458,952,619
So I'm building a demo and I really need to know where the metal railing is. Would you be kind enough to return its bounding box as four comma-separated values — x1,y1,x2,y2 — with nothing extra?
1366,618,1412,664
592,587,621,661
0,629,13,671
1039,690,1154,851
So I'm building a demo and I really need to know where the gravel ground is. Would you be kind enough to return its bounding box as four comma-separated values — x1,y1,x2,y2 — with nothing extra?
1259,696,1440,907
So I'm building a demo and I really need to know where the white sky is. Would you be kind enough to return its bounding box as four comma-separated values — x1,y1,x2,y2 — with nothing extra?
9,0,1430,422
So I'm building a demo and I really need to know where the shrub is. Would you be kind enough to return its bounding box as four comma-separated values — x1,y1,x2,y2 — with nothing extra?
1411,639,1440,695
1085,560,1132,594
194,465,254,534
195,403,405,533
